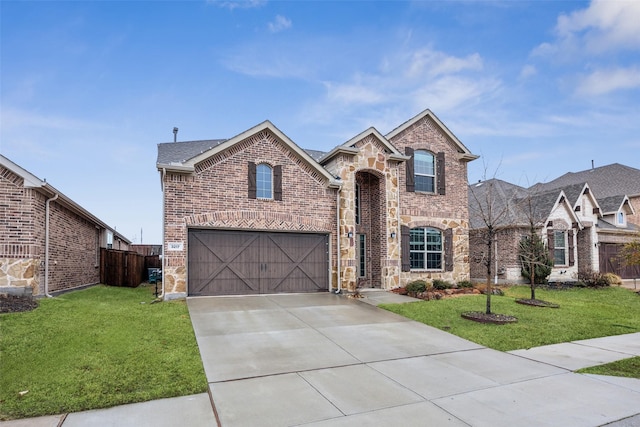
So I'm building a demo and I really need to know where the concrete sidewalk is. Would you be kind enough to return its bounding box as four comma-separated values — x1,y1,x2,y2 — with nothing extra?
2,291,639,427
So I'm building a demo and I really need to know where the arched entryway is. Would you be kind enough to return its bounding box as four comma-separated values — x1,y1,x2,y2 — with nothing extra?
355,170,386,288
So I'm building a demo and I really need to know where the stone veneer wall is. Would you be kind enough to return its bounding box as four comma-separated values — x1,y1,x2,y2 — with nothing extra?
390,116,472,285
327,135,402,292
162,130,338,298
1,167,43,295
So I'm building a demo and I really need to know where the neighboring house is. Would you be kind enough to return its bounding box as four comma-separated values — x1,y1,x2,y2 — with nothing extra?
469,163,640,283
157,109,478,299
0,155,130,296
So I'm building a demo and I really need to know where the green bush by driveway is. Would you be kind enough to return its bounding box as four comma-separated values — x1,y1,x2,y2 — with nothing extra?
0,285,207,420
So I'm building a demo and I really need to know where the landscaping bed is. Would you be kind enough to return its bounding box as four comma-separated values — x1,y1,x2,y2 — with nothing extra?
0,294,39,314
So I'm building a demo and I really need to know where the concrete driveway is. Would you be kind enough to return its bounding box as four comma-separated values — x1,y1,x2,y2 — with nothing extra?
187,292,640,427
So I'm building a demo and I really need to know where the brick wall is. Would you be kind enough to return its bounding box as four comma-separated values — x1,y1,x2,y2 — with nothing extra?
1,165,100,295
390,115,471,284
162,130,338,296
469,227,528,283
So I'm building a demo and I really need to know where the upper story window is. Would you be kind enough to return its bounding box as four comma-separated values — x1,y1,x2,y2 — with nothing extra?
618,212,625,225
249,162,282,201
256,164,273,199
409,227,442,270
106,231,113,249
414,150,435,193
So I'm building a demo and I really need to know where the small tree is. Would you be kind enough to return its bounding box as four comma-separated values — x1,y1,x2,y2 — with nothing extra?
619,233,640,270
519,232,553,299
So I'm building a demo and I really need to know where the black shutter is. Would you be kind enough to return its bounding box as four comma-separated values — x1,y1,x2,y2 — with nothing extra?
248,162,256,199
444,228,453,271
436,152,446,195
405,147,415,193
273,165,282,201
547,230,555,253
568,229,575,266
401,225,411,272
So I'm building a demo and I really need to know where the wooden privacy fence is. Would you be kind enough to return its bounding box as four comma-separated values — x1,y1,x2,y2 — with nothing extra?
100,248,145,287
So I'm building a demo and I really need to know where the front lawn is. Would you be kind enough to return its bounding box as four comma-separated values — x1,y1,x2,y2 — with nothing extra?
577,356,640,379
0,285,208,420
380,286,640,352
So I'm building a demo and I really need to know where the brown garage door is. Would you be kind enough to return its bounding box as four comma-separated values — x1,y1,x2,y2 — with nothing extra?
188,229,329,296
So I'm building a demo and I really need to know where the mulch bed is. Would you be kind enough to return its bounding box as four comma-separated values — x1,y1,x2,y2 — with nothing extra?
515,298,559,308
0,294,39,314
461,311,518,324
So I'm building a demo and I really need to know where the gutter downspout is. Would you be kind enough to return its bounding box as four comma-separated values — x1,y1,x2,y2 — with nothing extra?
45,193,59,297
159,168,166,300
335,186,342,294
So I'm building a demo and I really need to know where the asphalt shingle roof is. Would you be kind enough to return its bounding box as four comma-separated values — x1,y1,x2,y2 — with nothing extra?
157,139,227,165
533,163,640,198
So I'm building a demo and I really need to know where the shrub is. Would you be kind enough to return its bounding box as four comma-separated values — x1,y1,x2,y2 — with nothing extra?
457,280,474,288
405,280,428,294
519,233,553,285
432,279,453,290
576,270,610,287
602,273,622,286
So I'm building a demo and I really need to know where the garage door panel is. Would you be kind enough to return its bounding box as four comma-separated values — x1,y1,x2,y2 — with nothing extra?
188,230,328,296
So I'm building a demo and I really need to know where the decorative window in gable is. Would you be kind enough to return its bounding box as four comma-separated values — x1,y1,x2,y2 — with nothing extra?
256,164,273,199
248,162,282,201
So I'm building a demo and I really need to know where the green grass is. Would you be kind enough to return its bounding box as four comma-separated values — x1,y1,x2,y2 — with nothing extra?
380,286,640,352
0,285,208,420
577,356,640,379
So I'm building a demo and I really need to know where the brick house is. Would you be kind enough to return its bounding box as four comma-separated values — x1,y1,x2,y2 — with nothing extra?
0,155,130,296
157,109,478,299
469,163,640,283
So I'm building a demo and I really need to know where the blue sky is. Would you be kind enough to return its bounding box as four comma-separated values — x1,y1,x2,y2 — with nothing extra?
2,0,639,244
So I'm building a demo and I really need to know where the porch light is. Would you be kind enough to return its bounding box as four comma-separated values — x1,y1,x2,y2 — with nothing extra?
390,232,396,239
347,231,353,238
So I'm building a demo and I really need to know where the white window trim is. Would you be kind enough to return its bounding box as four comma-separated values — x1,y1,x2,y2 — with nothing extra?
414,150,436,193
256,163,273,200
553,230,567,266
409,227,443,271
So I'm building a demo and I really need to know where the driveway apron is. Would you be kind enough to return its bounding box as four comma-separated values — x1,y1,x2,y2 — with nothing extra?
187,293,640,427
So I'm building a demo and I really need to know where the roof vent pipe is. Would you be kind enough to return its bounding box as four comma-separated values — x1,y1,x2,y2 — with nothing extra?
173,127,178,143
591,160,594,170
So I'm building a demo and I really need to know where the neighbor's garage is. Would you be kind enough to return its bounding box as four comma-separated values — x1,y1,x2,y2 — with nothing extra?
188,229,329,296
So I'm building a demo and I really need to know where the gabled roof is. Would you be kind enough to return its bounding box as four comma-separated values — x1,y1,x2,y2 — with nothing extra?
533,163,640,198
599,195,635,216
469,178,580,230
468,179,528,228
156,120,342,188
0,154,131,244
386,108,478,162
318,127,409,164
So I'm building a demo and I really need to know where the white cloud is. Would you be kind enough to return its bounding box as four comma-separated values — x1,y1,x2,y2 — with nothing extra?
268,15,292,33
209,0,266,10
575,66,640,96
324,81,384,106
406,48,483,78
534,0,640,57
519,64,537,79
